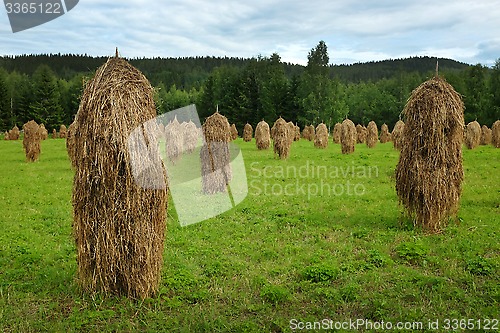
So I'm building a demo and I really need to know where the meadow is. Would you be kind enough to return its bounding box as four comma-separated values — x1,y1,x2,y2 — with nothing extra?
0,137,498,332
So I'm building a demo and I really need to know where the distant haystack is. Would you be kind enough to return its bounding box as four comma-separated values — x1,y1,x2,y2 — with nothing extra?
23,120,42,162
243,123,253,142
464,121,481,149
182,121,199,153
302,125,315,141
356,124,366,144
52,128,58,139
332,123,341,143
39,124,48,140
165,117,183,164
255,120,271,150
340,119,356,154
3,131,9,140
314,123,328,149
294,125,300,141
59,125,67,139
492,120,500,148
480,125,492,145
272,117,291,159
230,124,238,141
380,123,391,143
392,120,405,150
366,121,378,148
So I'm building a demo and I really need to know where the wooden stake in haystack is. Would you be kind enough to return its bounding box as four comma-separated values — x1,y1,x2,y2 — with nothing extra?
366,121,378,148
72,55,167,299
392,120,405,150
243,123,253,142
23,120,42,162
314,123,328,149
340,119,356,154
464,121,481,149
395,76,464,232
271,117,292,159
255,120,270,150
200,112,232,194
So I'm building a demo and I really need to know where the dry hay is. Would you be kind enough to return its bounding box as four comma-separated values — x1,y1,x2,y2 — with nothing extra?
294,125,300,141
230,123,238,141
243,123,253,142
201,112,232,194
332,123,342,143
480,125,492,145
23,120,42,162
272,117,291,159
59,124,67,138
314,123,328,149
395,76,464,233
39,124,48,140
302,125,315,141
340,119,356,154
464,121,481,149
380,123,391,143
66,122,76,168
182,120,199,153
3,131,9,140
366,121,378,148
356,124,366,144
164,116,183,164
52,128,58,139
255,120,270,150
492,120,500,148
392,120,405,150
71,56,167,299
8,125,20,140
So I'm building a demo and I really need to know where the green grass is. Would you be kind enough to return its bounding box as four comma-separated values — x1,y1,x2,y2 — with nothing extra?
0,138,498,332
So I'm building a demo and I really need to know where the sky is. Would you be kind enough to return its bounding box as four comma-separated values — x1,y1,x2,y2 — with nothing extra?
1,0,499,66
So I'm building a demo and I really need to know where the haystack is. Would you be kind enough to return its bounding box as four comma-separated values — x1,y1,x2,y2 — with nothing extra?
480,125,492,145
255,120,270,150
356,124,366,144
165,116,183,164
22,120,42,162
294,125,300,141
366,121,378,148
201,112,232,194
243,123,253,142
492,120,500,148
302,125,315,141
332,123,342,143
341,119,356,154
39,124,48,140
395,76,464,232
314,123,328,149
52,128,58,139
230,123,238,141
3,131,9,140
182,120,199,153
59,124,67,139
8,125,20,140
380,123,391,143
272,117,291,159
72,55,167,299
464,121,481,149
392,120,405,150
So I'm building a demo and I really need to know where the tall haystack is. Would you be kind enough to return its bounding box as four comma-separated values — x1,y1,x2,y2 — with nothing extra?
341,119,356,154
8,125,20,140
314,123,328,149
492,120,500,148
286,122,296,145
59,124,67,139
165,116,183,164
71,56,167,299
23,120,42,162
255,120,270,150
243,123,253,142
201,112,232,194
356,124,366,144
39,124,48,140
395,76,464,232
480,125,492,145
52,128,58,139
380,123,391,143
366,121,378,148
392,120,405,150
294,125,300,141
464,121,481,149
230,123,238,141
272,117,291,159
332,123,342,143
182,120,199,153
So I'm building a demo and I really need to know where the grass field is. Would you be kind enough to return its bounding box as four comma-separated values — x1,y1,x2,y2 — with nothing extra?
0,137,498,332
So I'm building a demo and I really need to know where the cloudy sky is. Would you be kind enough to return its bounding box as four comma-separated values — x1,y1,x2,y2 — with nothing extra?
1,0,499,66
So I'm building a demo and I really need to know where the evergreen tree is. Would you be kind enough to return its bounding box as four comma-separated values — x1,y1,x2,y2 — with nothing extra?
0,69,10,131
30,64,63,129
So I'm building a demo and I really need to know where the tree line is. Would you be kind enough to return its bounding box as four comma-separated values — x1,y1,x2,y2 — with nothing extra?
0,41,499,133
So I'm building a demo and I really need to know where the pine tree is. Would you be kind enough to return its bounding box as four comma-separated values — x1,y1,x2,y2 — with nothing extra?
30,64,63,129
0,70,10,131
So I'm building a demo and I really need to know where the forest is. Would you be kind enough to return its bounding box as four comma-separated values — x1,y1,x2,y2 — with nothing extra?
0,41,499,133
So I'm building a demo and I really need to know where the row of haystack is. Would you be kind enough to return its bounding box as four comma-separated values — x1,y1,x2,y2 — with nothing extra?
464,120,500,149
4,125,20,140
302,125,315,141
4,123,69,140
160,117,200,164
